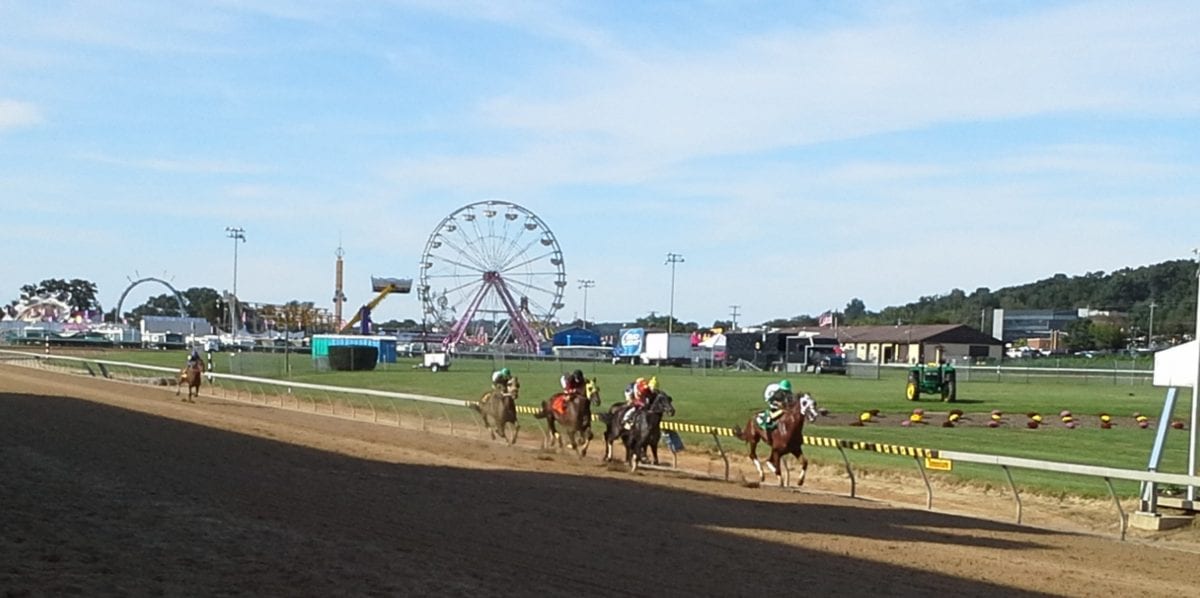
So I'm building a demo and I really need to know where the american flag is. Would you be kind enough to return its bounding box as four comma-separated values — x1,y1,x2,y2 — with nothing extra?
818,311,834,327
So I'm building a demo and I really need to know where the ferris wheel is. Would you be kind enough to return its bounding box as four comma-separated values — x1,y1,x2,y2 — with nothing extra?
418,201,566,352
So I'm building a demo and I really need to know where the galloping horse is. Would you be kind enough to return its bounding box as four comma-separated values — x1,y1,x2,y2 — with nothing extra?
472,376,520,444
176,360,204,402
534,378,601,457
600,390,676,472
732,393,820,487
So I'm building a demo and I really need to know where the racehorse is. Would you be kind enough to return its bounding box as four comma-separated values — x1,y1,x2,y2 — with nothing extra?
599,390,676,472
176,360,204,403
732,393,820,487
534,378,601,457
472,376,520,444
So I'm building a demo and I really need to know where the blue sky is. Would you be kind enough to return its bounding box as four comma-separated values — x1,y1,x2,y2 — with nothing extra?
2,1,1198,328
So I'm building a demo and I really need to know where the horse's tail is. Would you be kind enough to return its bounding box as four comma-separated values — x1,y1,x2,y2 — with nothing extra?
732,421,753,442
597,411,613,426
469,403,482,413
533,401,549,419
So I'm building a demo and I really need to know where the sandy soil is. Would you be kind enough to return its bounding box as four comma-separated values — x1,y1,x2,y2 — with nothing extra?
2,363,1199,597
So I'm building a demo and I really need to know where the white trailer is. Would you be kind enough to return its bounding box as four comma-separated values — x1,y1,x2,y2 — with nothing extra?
640,333,693,366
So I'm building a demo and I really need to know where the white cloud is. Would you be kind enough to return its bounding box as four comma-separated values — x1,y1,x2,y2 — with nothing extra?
0,99,43,130
483,2,1198,158
78,152,269,175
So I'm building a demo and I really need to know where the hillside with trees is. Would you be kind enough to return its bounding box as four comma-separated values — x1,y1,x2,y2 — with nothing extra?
839,259,1198,342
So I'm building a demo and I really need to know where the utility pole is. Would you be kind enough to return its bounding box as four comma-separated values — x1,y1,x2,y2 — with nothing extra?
577,279,595,327
1148,300,1157,349
665,253,684,335
729,305,741,330
225,227,246,346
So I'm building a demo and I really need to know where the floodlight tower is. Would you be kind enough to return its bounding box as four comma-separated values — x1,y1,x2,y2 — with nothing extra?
665,252,684,335
578,279,595,327
225,227,246,343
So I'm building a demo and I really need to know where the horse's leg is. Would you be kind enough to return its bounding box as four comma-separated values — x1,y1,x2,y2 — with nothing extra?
748,436,766,483
483,411,496,440
795,451,809,487
579,425,591,458
505,413,519,445
769,451,785,487
602,427,615,463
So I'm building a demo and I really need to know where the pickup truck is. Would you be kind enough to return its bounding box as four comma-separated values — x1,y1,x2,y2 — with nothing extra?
806,347,847,374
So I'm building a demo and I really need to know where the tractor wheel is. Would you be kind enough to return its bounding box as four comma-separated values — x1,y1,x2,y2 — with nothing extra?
942,373,957,402
905,375,920,401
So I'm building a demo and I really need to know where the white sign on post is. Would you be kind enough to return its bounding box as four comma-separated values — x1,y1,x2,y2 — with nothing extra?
1153,340,1198,387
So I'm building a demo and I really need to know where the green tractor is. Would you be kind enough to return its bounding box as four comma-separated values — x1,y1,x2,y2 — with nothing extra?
905,362,957,402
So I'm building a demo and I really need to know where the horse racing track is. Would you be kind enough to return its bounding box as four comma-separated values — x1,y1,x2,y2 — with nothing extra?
3,365,1198,597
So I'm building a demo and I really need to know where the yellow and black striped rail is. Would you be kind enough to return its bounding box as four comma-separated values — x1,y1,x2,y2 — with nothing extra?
482,401,938,459
660,420,737,437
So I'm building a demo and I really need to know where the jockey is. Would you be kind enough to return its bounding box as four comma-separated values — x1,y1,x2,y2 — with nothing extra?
621,376,658,429
491,367,513,395
187,348,202,368
552,369,585,414
560,369,585,397
759,379,793,428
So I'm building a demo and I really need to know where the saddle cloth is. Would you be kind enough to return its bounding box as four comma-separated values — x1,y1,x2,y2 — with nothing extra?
756,409,783,430
552,393,569,415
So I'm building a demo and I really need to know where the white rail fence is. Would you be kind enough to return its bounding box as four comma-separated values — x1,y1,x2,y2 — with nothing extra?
3,349,1195,540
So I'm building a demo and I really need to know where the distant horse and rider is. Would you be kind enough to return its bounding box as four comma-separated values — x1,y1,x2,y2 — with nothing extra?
599,389,675,472
732,386,821,487
472,375,520,444
176,351,205,403
534,371,601,457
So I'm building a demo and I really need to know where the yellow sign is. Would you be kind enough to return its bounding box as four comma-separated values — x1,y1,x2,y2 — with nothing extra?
924,457,953,471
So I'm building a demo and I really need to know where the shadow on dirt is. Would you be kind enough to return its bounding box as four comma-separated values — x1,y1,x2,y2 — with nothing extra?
1,393,1061,597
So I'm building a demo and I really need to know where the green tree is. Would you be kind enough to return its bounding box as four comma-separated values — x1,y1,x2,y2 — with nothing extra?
1091,322,1128,351
127,294,187,322
634,312,695,332
844,298,867,322
1064,319,1094,352
182,287,223,325
20,278,100,313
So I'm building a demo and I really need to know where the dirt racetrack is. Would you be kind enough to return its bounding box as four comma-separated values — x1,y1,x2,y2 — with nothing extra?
3,364,1200,597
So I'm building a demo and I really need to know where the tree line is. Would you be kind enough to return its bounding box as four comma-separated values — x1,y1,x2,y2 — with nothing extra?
835,260,1197,347
8,259,1198,346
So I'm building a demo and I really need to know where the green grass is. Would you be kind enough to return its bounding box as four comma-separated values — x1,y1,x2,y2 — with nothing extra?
84,348,1194,498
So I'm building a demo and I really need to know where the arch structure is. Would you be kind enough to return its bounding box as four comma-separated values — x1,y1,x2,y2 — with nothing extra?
115,277,188,321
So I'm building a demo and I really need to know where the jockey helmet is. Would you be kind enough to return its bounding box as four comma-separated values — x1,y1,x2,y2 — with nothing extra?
779,379,792,392
500,367,510,377
648,376,659,391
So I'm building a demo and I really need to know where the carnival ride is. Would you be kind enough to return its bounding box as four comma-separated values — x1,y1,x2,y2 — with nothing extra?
418,201,566,353
339,277,412,334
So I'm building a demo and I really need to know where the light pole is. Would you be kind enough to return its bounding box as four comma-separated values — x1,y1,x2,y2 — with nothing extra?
577,279,595,327
665,253,684,335
225,227,246,346
729,304,740,330
1148,300,1157,349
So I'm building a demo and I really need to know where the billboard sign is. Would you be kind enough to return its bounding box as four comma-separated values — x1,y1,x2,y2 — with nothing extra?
614,327,645,357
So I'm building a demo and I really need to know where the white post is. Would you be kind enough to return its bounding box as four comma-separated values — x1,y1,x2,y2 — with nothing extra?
1191,255,1200,502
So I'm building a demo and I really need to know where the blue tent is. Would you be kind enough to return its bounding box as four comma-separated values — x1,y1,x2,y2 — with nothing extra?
552,327,601,347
